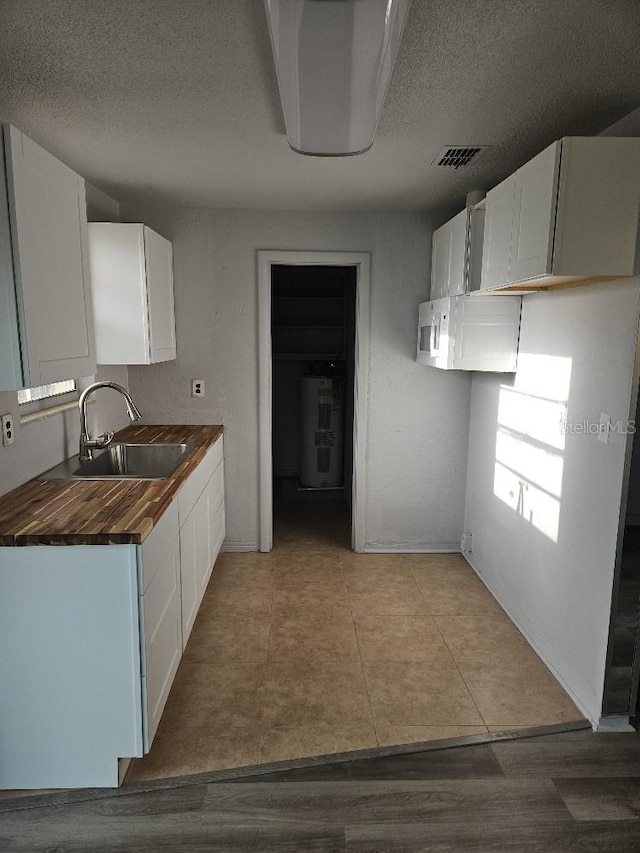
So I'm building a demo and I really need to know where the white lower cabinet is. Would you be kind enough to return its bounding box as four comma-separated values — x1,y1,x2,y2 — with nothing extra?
0,434,225,790
179,438,225,647
208,459,225,568
180,489,211,645
139,503,182,751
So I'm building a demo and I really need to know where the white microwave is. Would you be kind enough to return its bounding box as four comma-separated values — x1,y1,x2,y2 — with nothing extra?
417,298,451,367
417,295,521,372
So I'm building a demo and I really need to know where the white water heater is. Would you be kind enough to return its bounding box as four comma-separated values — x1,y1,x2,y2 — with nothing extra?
300,376,344,488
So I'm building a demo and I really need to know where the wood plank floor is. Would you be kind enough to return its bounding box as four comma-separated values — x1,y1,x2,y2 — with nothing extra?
4,727,640,851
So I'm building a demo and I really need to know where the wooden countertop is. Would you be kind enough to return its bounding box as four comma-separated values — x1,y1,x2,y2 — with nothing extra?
0,424,223,546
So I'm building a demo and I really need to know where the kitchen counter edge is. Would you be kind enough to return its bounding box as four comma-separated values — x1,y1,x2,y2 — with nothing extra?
0,424,223,547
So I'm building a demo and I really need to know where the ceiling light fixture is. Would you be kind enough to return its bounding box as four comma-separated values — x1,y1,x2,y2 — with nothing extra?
264,0,412,156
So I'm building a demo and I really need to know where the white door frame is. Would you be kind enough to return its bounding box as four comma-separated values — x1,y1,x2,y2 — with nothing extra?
258,250,370,552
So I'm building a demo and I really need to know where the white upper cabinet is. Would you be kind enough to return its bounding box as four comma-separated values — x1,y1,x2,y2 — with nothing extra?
447,208,469,296
509,141,560,283
481,174,516,291
479,137,640,293
88,223,176,365
429,208,471,299
429,222,450,300
0,124,96,390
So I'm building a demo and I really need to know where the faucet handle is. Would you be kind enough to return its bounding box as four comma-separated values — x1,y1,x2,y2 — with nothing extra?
87,431,114,450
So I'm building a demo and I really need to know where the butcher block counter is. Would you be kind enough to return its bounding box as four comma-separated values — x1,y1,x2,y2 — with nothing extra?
0,424,223,546
0,423,226,789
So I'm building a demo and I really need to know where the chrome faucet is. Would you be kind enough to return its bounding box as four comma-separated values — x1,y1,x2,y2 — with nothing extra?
78,381,142,463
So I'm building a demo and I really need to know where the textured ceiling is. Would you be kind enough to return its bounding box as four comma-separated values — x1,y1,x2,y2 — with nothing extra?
0,0,638,221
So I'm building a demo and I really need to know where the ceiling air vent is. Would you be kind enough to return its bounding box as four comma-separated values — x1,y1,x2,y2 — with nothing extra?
432,146,488,169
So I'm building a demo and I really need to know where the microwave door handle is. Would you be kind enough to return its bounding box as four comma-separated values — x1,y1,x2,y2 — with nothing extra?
432,313,440,355
430,317,436,355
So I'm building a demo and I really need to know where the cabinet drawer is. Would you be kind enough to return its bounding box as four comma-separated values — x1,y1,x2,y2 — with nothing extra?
140,499,179,592
178,437,223,526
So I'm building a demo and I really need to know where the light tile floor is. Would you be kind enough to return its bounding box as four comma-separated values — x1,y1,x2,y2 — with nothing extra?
127,499,583,782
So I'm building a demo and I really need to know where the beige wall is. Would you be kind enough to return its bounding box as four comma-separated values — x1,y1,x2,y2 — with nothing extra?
122,205,473,551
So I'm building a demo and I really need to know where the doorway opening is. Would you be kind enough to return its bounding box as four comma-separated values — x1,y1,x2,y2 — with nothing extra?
604,375,640,723
257,251,371,553
271,265,356,551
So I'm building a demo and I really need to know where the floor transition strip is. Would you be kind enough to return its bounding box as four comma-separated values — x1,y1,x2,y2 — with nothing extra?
0,719,590,813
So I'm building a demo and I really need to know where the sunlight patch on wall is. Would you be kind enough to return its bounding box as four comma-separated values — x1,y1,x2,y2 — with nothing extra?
514,353,572,402
494,354,573,544
498,386,567,451
495,430,563,497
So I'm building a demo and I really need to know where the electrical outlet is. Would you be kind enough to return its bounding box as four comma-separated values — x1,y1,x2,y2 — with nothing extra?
598,412,611,445
1,413,15,446
191,378,206,398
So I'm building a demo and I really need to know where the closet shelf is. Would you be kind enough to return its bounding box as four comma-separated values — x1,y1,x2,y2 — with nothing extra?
273,296,345,302
272,324,344,330
273,353,345,361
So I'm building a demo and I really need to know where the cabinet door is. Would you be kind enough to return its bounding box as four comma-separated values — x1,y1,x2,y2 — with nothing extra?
481,174,515,291
144,227,176,363
452,296,521,372
180,491,211,647
207,461,225,577
0,132,22,390
447,209,469,297
89,224,150,365
6,125,96,386
466,207,485,293
509,141,560,283
141,536,181,751
210,501,225,572
430,223,450,300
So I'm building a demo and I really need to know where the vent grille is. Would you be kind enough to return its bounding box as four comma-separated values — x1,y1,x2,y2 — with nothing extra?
432,146,488,169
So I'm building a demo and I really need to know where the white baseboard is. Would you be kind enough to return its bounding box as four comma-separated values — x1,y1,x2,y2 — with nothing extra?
222,541,462,555
363,542,461,554
221,541,259,553
596,714,635,732
462,550,599,726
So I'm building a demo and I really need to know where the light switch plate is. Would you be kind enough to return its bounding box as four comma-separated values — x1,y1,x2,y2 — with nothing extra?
598,413,611,444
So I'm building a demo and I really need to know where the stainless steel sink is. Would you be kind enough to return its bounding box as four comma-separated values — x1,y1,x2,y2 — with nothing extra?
39,443,194,481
